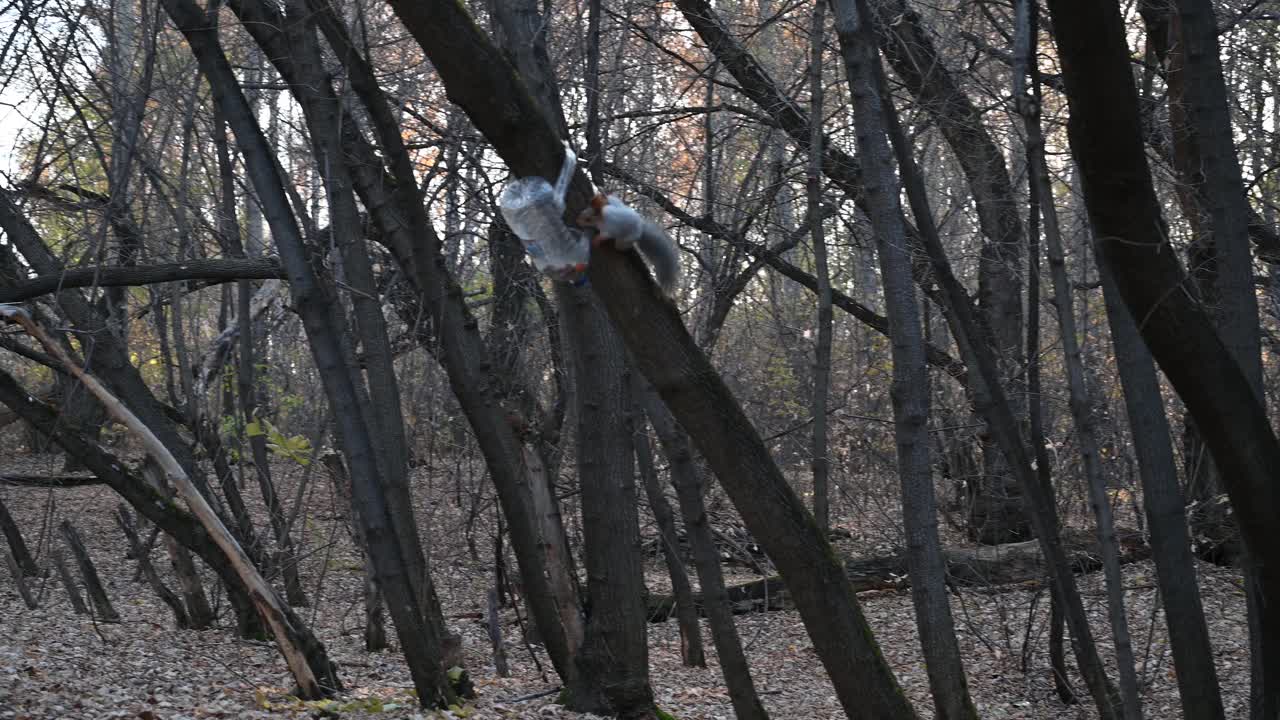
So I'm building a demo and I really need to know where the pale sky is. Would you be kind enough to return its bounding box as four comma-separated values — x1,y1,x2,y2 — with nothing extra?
0,83,35,178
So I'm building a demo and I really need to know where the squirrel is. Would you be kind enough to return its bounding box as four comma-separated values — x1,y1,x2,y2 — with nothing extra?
577,193,680,298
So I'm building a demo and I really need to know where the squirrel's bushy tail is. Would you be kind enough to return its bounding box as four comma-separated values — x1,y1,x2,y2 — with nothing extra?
636,230,680,299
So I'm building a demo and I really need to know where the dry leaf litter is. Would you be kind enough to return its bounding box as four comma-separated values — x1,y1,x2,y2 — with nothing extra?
0,453,1251,719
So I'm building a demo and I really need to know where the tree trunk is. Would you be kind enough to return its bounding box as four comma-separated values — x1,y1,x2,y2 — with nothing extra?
158,0,452,703
138,456,216,629
59,520,120,623
0,494,38,577
829,3,977,715
1045,5,1280,720
394,2,923,716
294,0,586,683
642,386,769,720
52,549,88,615
633,394,705,668
560,286,656,718
874,22,1122,719
871,0,1028,544
1097,256,1225,719
1016,4,1140,715
807,0,833,536
116,504,190,629
1164,2,1270,714
3,540,37,610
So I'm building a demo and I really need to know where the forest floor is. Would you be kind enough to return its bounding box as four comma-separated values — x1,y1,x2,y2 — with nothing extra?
0,452,1253,719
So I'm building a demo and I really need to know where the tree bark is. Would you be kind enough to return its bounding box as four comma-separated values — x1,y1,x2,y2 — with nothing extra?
1097,256,1224,719
296,0,585,683
828,2,977,716
807,0,833,536
1163,2,1270,714
641,386,769,720
1016,3,1140,716
874,24,1122,719
633,394,705,668
871,0,1029,544
552,6,656,712
116,504,191,628
0,494,39,576
156,0,453,703
560,287,656,718
0,258,283,304
53,549,88,615
1045,4,1280,719
59,520,120,623
392,2,920,715
3,540,37,610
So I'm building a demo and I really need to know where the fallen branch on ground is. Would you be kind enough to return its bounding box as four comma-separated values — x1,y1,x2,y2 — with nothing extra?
648,527,1150,618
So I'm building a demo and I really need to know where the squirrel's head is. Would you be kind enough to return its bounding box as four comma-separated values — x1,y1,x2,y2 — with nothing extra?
577,193,610,227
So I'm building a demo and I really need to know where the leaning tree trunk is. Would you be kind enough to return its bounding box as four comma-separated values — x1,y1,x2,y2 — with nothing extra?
158,0,457,705
0,494,38,577
1097,257,1225,719
633,397,705,668
395,1,927,716
829,2,977,716
1045,4,1280,720
290,0,587,683
872,0,1029,545
871,20,1122,720
60,520,120,623
2,306,336,696
1016,3,1140,716
641,386,769,720
1164,2,1271,714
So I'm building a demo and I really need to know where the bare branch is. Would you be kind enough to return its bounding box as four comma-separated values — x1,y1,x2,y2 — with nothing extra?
0,257,284,304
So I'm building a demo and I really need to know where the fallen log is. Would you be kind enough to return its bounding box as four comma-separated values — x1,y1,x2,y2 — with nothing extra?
647,527,1150,619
